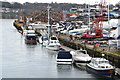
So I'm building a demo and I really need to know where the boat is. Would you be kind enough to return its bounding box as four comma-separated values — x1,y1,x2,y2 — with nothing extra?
39,36,49,46
71,49,91,66
86,58,115,77
46,36,61,51
69,25,90,37
56,50,73,65
24,30,37,44
29,21,41,27
13,20,23,33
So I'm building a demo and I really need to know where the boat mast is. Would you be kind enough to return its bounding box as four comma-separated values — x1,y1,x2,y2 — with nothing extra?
47,4,51,38
47,4,50,25
88,3,90,28
107,1,111,38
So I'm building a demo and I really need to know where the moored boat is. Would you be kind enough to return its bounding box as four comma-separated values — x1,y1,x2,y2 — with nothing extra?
86,58,115,78
56,50,73,65
39,36,49,46
46,36,61,51
71,49,91,66
13,20,23,33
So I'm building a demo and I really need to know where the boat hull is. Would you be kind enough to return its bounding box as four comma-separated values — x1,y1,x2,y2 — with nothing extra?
25,40,37,44
46,45,60,51
74,60,91,63
86,64,115,77
74,60,91,66
57,59,73,65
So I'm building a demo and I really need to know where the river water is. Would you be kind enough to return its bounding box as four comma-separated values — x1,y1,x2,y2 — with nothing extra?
1,19,119,79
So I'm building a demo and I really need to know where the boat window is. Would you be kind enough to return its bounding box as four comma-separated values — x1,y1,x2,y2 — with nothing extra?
99,61,109,64
79,51,86,54
43,37,48,40
95,62,98,65
101,66,105,68
50,41,53,43
26,36,36,40
51,37,57,40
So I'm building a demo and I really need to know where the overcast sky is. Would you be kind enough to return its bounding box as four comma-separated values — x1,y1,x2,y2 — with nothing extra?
1,0,120,5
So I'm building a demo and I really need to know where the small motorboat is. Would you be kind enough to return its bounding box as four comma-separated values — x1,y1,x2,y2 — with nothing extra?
86,58,115,78
71,49,91,66
39,36,49,46
46,36,61,51
56,50,73,65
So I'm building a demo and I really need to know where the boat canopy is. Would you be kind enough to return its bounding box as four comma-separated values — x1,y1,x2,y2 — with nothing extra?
57,51,72,59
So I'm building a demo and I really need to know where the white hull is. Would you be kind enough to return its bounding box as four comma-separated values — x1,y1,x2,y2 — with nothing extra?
73,57,91,63
75,62,87,66
57,59,73,64
72,50,91,64
46,45,60,51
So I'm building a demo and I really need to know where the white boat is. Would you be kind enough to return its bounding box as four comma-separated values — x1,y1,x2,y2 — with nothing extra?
39,36,49,46
56,50,73,64
69,25,90,36
86,58,115,77
46,36,61,51
71,49,91,65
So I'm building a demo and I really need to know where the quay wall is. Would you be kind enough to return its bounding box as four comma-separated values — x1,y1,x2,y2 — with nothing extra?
58,34,120,68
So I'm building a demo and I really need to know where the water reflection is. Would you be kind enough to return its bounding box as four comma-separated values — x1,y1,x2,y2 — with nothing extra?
2,19,119,79
57,64,72,72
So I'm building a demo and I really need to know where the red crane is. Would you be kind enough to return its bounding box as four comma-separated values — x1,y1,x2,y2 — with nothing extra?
81,0,107,39
92,0,106,38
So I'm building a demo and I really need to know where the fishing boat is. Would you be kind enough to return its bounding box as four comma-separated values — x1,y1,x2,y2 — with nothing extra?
71,49,91,66
46,36,61,51
56,50,73,64
86,58,115,77
25,30,37,44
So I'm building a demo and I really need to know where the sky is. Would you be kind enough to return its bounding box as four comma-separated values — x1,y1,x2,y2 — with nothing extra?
0,0,120,5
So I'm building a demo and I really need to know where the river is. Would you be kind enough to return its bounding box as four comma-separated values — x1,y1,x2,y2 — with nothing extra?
1,19,119,79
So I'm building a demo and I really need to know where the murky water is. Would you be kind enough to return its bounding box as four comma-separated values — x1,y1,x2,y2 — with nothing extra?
1,19,119,79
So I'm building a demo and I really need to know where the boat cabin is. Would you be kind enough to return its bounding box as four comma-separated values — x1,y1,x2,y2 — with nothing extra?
90,58,113,68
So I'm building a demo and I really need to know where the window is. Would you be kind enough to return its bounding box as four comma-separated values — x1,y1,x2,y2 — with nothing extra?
51,37,57,40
